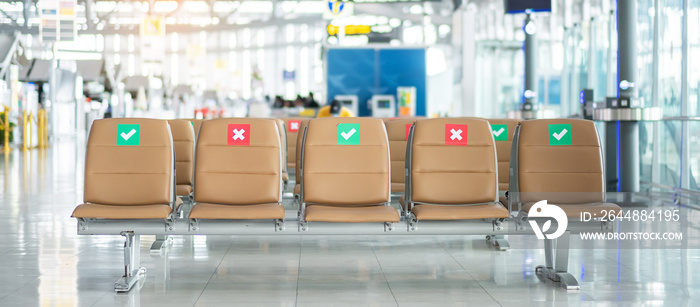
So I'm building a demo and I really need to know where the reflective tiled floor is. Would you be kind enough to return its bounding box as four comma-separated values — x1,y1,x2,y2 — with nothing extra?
1,139,699,306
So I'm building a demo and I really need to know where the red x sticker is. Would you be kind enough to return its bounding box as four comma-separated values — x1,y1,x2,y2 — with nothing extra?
445,124,468,146
227,124,250,146
288,120,301,132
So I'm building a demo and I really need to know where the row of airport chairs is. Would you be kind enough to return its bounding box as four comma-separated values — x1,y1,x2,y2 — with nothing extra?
72,116,620,291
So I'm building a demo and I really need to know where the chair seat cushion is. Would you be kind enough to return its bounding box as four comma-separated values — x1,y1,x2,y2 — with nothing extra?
294,184,300,195
498,183,509,191
282,172,289,181
72,204,172,219
189,203,285,220
177,184,193,196
521,202,622,218
287,162,295,169
391,183,405,193
305,205,400,223
412,204,509,221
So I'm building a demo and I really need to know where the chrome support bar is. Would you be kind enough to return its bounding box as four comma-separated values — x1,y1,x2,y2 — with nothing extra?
593,107,663,121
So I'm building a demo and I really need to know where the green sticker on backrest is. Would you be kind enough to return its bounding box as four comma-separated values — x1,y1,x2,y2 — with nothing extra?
548,124,572,146
490,124,508,141
117,124,141,146
336,123,360,145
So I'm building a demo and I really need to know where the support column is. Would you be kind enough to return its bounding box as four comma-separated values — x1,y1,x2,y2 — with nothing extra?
620,122,639,191
617,0,637,99
651,0,661,186
459,3,477,117
680,0,690,189
605,121,619,191
522,13,538,112
616,0,640,192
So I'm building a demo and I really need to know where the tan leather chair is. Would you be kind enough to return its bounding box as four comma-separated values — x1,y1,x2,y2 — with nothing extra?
189,119,204,138
283,117,305,171
293,119,310,196
511,119,621,290
189,118,285,220
487,119,520,193
404,118,509,221
511,119,621,216
72,118,175,220
274,119,289,182
168,120,195,198
300,117,398,223
384,118,421,194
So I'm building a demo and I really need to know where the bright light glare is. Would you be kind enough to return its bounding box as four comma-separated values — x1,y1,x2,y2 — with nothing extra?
438,24,451,38
409,4,422,15
238,1,273,13
154,1,177,13
425,48,447,76
94,1,117,13
294,1,324,13
213,1,240,13
342,35,369,46
54,51,103,60
389,18,401,28
0,2,22,11
524,21,537,35
183,1,209,13
281,1,298,13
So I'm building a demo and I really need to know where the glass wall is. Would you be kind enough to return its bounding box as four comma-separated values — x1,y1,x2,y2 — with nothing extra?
658,0,684,115
639,0,699,194
637,0,654,108
690,1,700,192
470,0,698,194
690,0,700,116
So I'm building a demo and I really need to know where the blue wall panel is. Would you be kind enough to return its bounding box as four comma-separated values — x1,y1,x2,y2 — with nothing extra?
378,49,426,117
327,48,426,117
326,49,376,116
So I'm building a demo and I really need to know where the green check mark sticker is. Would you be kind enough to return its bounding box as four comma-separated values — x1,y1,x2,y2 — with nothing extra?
117,124,140,146
548,124,572,146
337,123,360,145
490,124,508,141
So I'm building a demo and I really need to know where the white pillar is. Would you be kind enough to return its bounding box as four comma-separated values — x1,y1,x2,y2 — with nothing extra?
459,4,477,117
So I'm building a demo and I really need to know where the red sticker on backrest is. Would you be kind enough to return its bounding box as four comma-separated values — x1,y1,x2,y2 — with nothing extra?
444,124,468,146
405,124,411,141
288,120,301,132
227,124,250,146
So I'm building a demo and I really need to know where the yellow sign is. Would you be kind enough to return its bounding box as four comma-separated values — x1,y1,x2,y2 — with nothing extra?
327,24,372,36
141,16,165,37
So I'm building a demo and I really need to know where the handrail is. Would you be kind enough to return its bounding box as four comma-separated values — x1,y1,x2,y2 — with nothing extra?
661,117,700,121
640,180,700,197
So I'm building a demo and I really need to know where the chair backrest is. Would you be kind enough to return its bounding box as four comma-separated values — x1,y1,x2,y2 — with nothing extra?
274,118,288,173
283,117,306,168
487,118,521,191
407,118,498,204
512,119,605,204
295,119,310,184
168,119,195,187
194,118,282,205
384,118,420,189
189,119,204,138
301,117,390,205
84,118,174,206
